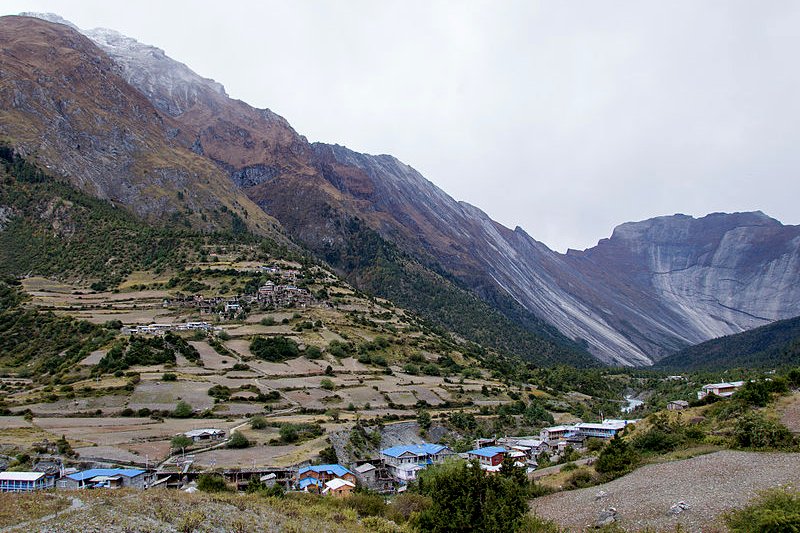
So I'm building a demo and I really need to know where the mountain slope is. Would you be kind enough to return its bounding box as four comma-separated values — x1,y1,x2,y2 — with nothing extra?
655,314,800,370
13,14,800,367
0,15,283,238
3,14,592,367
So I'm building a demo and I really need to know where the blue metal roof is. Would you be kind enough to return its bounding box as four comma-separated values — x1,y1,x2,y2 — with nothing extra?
380,443,447,458
66,469,145,481
467,446,506,458
297,464,353,477
298,477,320,489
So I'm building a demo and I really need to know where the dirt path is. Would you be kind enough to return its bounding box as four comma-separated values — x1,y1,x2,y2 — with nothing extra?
778,391,800,433
531,450,800,532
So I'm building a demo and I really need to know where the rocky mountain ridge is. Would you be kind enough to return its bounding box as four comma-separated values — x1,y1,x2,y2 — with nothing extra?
8,14,800,366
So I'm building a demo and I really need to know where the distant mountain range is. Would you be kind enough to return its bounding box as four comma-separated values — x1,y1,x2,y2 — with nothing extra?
3,13,800,367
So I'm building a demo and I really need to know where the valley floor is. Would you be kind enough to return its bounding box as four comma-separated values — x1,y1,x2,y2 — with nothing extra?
531,450,800,531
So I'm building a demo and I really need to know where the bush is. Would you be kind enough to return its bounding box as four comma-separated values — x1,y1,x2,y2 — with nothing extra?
632,428,683,453
595,436,639,477
734,380,772,407
560,462,578,472
319,446,338,463
172,400,193,418
564,469,599,490
304,345,322,360
733,412,794,449
386,493,432,524
250,335,299,362
346,492,386,517
321,378,335,390
403,364,420,375
208,384,232,401
197,473,228,492
171,434,193,450
725,487,800,532
250,416,267,429
227,431,250,449
162,372,177,381
413,459,529,532
279,425,298,443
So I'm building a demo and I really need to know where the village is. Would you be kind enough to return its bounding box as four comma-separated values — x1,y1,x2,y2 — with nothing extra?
0,270,764,496
0,417,639,496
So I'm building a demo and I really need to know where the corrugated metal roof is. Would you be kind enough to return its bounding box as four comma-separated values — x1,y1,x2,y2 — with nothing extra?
467,446,506,457
323,478,355,492
0,471,45,481
298,477,320,489
297,464,353,478
67,469,145,481
380,443,448,458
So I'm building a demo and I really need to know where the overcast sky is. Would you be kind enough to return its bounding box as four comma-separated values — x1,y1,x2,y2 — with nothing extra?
4,1,800,251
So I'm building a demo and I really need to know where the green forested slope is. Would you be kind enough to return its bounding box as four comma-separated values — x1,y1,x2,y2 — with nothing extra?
655,316,800,370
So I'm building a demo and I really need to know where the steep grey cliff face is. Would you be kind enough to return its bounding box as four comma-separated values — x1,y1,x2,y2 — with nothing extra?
310,144,800,366
562,212,800,362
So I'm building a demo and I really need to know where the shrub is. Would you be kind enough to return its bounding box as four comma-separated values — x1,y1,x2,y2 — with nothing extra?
564,469,599,490
632,428,683,453
734,412,794,449
162,372,177,381
734,380,772,407
595,436,639,477
172,400,193,418
280,425,298,443
319,446,338,463
403,364,419,375
345,492,386,517
250,416,268,429
320,378,335,390
197,473,228,492
208,384,232,401
171,434,193,450
386,493,431,523
250,335,299,362
227,431,250,449
304,345,322,360
413,459,529,532
417,410,432,431
725,487,800,532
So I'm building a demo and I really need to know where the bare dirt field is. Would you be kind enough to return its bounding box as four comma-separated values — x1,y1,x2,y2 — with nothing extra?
128,380,214,412
191,435,329,468
0,416,32,429
189,341,236,370
531,450,800,532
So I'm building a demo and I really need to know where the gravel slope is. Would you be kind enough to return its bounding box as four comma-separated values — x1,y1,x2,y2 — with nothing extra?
531,450,800,532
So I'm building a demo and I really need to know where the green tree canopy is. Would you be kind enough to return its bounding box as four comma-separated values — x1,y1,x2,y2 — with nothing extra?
412,459,528,533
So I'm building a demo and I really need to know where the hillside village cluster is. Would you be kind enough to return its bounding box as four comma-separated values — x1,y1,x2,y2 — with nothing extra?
0,419,641,495
161,266,313,321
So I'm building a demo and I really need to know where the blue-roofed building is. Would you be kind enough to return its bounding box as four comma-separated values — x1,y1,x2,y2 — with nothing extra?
296,464,356,493
380,443,454,481
467,446,507,470
0,471,55,492
57,468,152,490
